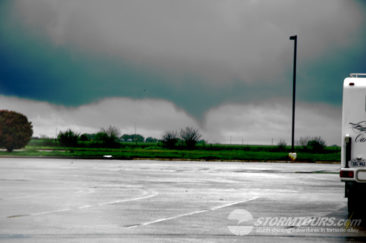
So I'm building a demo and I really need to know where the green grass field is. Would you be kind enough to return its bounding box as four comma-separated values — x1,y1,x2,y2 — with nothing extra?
0,139,341,162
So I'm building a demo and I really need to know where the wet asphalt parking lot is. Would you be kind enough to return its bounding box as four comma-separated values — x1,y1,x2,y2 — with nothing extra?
0,158,365,242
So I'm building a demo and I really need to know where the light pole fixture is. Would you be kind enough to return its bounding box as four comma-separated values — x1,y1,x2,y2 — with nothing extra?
289,35,297,154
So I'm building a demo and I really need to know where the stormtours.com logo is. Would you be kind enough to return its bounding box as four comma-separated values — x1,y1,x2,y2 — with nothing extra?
227,209,361,236
227,209,254,236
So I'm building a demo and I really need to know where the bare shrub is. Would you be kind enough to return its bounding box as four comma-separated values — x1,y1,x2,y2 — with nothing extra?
180,127,202,149
162,130,179,149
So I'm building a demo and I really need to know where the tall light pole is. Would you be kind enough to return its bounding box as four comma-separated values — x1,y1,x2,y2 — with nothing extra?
289,35,297,153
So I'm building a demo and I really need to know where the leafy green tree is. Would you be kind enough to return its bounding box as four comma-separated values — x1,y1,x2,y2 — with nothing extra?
180,127,202,149
79,134,90,141
146,137,158,143
0,110,33,152
121,134,145,142
132,134,144,142
57,129,79,147
121,134,130,142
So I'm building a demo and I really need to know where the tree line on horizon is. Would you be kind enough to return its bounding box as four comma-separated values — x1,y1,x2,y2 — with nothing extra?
56,125,205,149
0,109,330,153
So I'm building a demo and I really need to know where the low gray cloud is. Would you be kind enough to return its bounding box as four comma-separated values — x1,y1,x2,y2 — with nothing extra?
0,95,341,145
204,99,341,145
0,96,196,138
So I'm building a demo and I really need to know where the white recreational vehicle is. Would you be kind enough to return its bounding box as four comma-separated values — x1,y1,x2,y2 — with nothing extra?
340,73,366,214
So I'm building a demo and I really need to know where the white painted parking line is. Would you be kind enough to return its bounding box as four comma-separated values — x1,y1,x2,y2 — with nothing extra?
136,209,210,228
210,197,258,211
126,196,259,229
78,205,92,209
31,208,71,216
97,190,158,207
7,189,158,219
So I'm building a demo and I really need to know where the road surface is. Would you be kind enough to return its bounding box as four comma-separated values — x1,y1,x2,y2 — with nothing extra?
0,158,364,242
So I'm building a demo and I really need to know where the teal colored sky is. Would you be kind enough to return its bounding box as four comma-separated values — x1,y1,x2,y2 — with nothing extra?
1,0,366,120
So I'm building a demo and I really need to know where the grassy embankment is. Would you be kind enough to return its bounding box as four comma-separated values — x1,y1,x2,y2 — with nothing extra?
0,138,340,162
